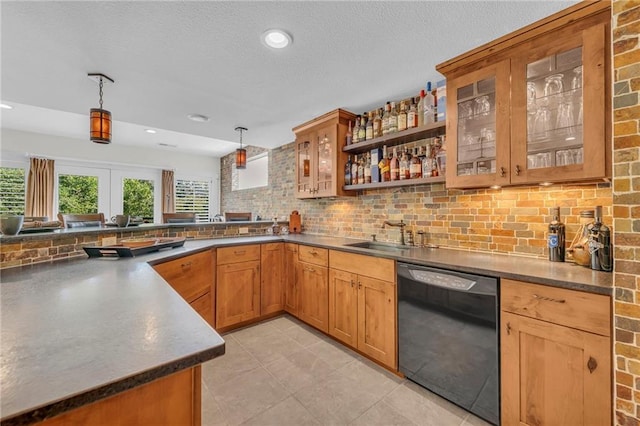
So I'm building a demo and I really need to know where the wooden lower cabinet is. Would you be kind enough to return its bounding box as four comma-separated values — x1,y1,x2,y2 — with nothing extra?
152,249,215,326
40,367,201,426
328,268,396,369
328,269,358,347
261,243,284,315
500,279,611,426
216,260,261,329
297,260,329,333
284,243,299,315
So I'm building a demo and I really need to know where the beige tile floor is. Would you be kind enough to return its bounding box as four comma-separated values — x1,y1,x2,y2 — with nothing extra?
201,315,492,426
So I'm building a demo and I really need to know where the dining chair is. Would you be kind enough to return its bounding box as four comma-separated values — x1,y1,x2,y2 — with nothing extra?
58,213,105,228
224,212,252,222
162,212,197,223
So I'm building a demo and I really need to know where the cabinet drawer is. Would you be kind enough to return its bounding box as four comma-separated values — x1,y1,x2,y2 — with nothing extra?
217,244,260,265
153,250,214,303
298,245,328,267
329,250,395,283
190,292,213,327
501,279,610,336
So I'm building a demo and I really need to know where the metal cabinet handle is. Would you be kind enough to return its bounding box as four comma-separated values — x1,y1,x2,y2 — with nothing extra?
587,356,598,373
506,322,511,335
350,280,355,288
515,165,521,176
304,267,316,273
500,166,506,177
533,294,566,303
358,282,362,289
234,250,246,255
181,261,192,268
310,250,318,255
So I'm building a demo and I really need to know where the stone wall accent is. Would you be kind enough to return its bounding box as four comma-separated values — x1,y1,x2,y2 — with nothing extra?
221,142,612,259
613,1,640,424
0,222,280,269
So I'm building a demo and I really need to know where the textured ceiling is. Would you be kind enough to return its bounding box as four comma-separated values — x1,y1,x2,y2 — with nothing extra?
1,1,576,157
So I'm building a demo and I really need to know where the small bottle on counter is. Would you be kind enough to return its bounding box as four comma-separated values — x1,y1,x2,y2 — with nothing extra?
548,206,566,262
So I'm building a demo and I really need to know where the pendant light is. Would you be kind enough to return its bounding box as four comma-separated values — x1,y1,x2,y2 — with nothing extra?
235,126,248,169
88,73,114,144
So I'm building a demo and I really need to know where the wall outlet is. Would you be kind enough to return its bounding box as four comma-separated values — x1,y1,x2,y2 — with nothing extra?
238,227,249,234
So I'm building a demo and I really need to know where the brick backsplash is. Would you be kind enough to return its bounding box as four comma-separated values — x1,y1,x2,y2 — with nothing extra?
221,142,612,259
613,1,640,424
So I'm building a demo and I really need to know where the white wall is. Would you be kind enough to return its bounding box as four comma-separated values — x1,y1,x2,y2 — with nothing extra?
0,128,220,177
0,128,221,219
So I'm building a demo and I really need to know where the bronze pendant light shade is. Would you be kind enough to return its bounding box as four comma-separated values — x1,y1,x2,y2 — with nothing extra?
235,126,248,169
88,73,114,144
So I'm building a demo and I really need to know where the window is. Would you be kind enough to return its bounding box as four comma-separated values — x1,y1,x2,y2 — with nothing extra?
123,178,154,222
0,166,26,215
175,178,211,222
58,174,99,214
55,165,110,216
233,153,269,191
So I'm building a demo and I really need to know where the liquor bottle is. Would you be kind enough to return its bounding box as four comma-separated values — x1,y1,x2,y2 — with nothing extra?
390,147,400,180
358,114,367,142
424,82,435,124
422,144,433,177
366,113,374,140
379,145,391,182
548,207,566,262
399,148,408,180
417,90,425,127
364,152,372,184
382,102,391,135
357,154,365,184
407,101,417,129
410,147,422,179
389,102,398,134
352,154,359,185
346,121,353,146
353,115,361,144
344,155,352,185
373,109,383,138
398,101,408,132
589,206,612,271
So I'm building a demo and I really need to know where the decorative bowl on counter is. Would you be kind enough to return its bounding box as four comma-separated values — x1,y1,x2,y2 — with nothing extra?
0,215,24,236
119,238,159,248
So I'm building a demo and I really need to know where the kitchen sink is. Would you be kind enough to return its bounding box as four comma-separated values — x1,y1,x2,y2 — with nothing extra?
344,241,410,253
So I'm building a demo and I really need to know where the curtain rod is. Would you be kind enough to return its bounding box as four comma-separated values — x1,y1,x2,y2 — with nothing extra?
24,152,175,172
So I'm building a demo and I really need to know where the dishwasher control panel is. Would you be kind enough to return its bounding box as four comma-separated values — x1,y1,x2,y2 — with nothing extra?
409,269,477,291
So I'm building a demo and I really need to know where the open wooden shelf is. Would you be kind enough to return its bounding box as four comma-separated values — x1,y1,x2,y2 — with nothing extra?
344,175,445,191
343,121,446,153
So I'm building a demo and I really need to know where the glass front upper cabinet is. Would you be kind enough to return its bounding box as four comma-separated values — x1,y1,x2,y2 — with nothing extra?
525,47,583,171
511,24,606,184
446,60,510,188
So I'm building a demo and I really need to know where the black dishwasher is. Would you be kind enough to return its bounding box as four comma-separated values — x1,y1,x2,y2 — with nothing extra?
397,262,499,425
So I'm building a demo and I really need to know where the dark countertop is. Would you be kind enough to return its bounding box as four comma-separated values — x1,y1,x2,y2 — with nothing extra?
0,233,612,424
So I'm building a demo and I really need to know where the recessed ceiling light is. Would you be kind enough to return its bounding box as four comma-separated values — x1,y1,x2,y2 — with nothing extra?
0,103,13,109
261,29,292,49
187,113,210,123
145,129,157,134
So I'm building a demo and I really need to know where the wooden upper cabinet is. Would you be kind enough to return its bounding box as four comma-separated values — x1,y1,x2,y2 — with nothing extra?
293,109,357,198
438,2,610,188
261,243,284,316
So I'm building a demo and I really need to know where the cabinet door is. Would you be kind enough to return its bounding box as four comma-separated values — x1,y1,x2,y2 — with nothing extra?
446,60,511,189
511,24,607,184
216,260,261,328
501,311,611,426
284,243,299,315
314,123,338,197
297,261,328,333
357,276,397,369
328,269,358,347
261,243,284,315
153,249,214,303
295,132,316,198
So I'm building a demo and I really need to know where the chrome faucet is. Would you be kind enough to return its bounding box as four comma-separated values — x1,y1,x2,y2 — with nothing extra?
382,220,406,245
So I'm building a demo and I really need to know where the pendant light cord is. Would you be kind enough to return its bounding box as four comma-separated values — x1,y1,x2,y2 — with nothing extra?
98,77,104,109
